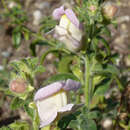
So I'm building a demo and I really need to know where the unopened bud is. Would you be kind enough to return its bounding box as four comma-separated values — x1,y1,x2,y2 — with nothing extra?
10,78,27,93
102,2,118,19
89,5,97,12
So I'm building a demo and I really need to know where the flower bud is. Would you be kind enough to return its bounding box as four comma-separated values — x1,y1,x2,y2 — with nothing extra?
89,5,97,12
10,78,27,93
102,2,118,19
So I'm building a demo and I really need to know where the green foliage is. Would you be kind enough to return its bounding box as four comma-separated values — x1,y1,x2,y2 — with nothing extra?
0,0,128,129
0,127,11,130
40,16,57,33
12,26,22,48
58,56,74,73
10,97,24,110
9,121,30,130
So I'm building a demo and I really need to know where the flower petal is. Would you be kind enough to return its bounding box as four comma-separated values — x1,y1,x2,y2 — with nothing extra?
55,25,68,36
57,104,84,119
68,22,82,41
65,9,80,29
52,6,65,20
40,111,57,128
59,15,71,29
63,79,81,91
58,104,74,112
36,91,67,127
34,82,63,101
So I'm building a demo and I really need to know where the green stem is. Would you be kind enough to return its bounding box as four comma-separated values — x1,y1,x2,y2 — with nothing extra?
22,27,55,47
114,76,124,91
84,55,90,108
76,94,80,104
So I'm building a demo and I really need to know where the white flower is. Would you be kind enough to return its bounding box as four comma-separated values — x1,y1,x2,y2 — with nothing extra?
52,6,83,52
34,79,82,128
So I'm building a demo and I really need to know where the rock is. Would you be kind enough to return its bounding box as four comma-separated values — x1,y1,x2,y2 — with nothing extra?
0,65,4,71
117,16,130,23
33,10,42,25
35,2,50,10
8,2,17,9
102,118,113,130
124,55,130,66
1,51,10,58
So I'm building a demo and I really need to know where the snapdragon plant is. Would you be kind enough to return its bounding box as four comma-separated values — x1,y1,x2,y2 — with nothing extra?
0,0,129,130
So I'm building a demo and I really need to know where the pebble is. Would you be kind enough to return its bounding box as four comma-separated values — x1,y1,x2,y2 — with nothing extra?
114,35,125,44
102,118,113,129
8,2,17,9
120,23,128,34
0,65,4,71
1,51,10,58
117,16,130,23
33,10,42,25
35,2,50,10
124,55,130,66
46,53,55,61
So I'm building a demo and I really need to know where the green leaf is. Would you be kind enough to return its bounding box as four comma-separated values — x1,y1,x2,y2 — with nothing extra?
10,97,24,110
94,78,112,96
26,57,39,70
58,111,81,129
58,114,76,129
12,29,21,48
30,40,49,56
43,73,79,86
90,78,112,108
33,65,45,74
24,103,34,119
103,64,119,75
0,127,11,130
9,121,30,130
97,36,110,56
40,16,57,33
81,119,97,130
71,64,83,81
99,26,111,37
93,64,119,76
23,30,30,40
58,56,74,73
87,111,101,120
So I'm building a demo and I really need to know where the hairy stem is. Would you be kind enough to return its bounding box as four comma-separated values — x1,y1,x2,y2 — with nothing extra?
84,55,90,108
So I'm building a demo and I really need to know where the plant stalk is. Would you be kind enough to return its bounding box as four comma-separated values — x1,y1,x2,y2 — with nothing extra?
84,55,90,108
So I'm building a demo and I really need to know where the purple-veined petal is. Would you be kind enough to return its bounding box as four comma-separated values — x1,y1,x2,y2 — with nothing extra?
65,9,80,29
63,79,81,91
34,82,63,101
52,6,65,20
